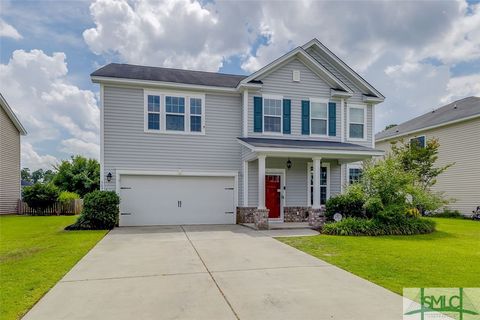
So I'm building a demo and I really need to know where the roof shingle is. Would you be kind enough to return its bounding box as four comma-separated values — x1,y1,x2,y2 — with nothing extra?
375,96,480,141
91,63,248,88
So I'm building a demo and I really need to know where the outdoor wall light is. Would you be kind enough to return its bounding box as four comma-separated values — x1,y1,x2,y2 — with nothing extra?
286,159,292,170
106,172,112,182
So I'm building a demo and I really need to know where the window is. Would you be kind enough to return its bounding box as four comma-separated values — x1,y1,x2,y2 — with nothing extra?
348,106,366,139
147,95,160,130
410,136,426,148
307,163,329,206
165,96,185,131
190,98,202,132
263,97,282,133
310,100,328,135
349,167,363,184
144,91,204,134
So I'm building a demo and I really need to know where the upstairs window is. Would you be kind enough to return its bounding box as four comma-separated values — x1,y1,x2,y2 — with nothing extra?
190,98,202,132
348,105,366,140
310,100,328,136
147,95,160,130
165,96,185,131
144,91,204,134
263,97,282,133
410,136,426,149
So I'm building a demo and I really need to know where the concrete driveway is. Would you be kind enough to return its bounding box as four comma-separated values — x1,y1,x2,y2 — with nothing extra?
24,225,402,320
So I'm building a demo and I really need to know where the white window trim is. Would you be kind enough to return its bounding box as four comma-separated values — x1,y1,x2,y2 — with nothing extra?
310,97,329,137
262,94,283,135
144,89,206,135
410,135,426,148
306,162,330,207
347,163,363,185
347,104,367,141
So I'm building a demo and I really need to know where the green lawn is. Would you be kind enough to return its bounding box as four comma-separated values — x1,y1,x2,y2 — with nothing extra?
0,215,108,320
279,218,480,295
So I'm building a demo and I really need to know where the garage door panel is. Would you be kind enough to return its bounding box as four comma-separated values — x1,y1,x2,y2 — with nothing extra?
119,175,235,226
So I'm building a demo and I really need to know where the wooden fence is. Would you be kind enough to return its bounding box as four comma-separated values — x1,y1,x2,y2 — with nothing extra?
17,199,84,215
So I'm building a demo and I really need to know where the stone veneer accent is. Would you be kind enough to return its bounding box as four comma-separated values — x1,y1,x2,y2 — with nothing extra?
283,207,310,222
308,207,326,229
253,208,269,230
236,207,256,224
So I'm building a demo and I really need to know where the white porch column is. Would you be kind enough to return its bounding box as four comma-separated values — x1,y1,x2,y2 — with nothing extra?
242,89,248,137
258,154,266,209
312,157,322,209
243,160,249,206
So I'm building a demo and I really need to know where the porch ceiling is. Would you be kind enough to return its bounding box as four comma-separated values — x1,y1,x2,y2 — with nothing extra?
238,137,384,160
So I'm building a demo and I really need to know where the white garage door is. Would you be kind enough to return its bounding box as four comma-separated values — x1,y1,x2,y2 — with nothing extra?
119,175,235,226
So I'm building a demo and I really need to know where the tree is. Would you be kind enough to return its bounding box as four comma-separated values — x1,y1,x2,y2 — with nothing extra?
390,137,453,191
384,124,397,130
21,168,32,182
52,156,100,197
22,183,60,213
32,169,44,183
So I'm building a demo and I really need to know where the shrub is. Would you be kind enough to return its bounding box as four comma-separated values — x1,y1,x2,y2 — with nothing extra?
433,209,462,218
322,217,436,236
22,183,60,214
325,184,366,220
66,191,119,230
406,208,421,218
57,191,81,215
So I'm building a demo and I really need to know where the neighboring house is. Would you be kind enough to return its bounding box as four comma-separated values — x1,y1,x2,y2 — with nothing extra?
375,96,480,215
0,93,27,214
91,38,385,228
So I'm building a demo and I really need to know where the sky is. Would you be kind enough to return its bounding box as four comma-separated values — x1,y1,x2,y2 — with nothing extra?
1,0,480,170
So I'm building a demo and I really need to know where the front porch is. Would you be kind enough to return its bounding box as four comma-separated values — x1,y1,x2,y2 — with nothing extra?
237,137,384,230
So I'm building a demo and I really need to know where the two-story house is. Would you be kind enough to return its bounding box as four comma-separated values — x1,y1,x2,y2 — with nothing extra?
91,38,384,229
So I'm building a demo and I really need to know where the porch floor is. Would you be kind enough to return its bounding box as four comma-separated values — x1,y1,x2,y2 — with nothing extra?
241,222,311,230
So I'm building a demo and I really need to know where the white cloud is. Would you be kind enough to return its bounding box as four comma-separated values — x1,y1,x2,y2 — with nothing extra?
81,0,480,134
0,18,22,39
60,138,100,159
21,142,57,171
83,0,258,71
0,49,99,170
442,74,480,103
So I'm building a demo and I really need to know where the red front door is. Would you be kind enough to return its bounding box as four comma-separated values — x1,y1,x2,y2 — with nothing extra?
265,175,281,219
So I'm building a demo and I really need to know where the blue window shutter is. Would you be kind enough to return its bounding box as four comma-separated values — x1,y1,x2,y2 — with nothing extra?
328,102,336,136
254,97,263,132
301,100,310,135
283,99,291,134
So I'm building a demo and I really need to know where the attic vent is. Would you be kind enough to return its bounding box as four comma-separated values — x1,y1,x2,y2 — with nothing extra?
292,70,300,82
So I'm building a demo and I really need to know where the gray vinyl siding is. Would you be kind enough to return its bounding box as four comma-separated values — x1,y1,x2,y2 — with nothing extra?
103,86,242,192
307,48,374,148
376,117,480,215
0,107,21,214
247,59,342,141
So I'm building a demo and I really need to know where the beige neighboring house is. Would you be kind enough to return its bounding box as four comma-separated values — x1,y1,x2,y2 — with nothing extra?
0,93,27,214
375,96,480,215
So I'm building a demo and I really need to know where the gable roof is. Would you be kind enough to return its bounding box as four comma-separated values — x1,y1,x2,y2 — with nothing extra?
91,63,248,88
302,38,384,100
376,96,480,141
0,93,27,135
238,47,353,93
